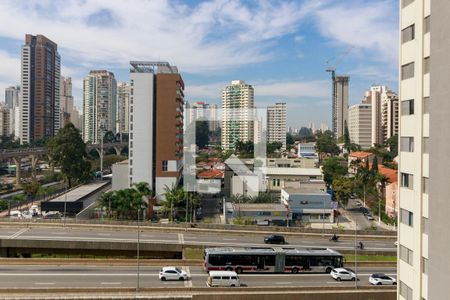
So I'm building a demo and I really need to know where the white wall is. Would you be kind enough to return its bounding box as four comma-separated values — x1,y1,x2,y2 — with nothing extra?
129,72,154,190
112,162,129,191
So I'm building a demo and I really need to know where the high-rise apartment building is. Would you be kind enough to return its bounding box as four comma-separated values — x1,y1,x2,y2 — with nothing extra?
398,0,432,299
60,76,74,126
332,76,349,139
209,104,219,132
116,82,130,135
4,86,20,137
0,105,11,136
362,85,399,146
129,61,184,199
381,89,399,142
348,104,372,149
82,70,117,143
5,86,20,110
20,34,61,144
267,102,287,150
221,80,254,151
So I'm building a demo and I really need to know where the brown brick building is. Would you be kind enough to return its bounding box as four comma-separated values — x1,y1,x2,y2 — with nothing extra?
20,34,61,144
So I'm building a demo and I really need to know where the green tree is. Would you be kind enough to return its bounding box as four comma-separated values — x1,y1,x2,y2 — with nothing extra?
371,156,379,174
332,176,353,207
47,123,91,187
343,122,351,153
286,133,295,146
267,141,283,154
299,127,313,139
103,131,116,143
385,134,398,158
316,130,339,158
196,120,210,149
22,181,41,199
322,156,348,185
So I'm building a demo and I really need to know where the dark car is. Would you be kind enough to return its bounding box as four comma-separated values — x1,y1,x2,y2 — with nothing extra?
359,207,369,215
264,234,286,244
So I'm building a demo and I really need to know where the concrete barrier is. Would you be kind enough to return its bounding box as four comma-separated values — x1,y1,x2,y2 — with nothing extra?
0,220,396,239
0,258,396,268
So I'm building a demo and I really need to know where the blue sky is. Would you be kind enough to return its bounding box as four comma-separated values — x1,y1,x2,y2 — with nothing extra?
0,0,398,128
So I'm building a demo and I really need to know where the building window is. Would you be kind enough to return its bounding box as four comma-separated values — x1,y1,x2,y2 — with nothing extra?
400,245,414,265
400,137,414,152
401,24,415,44
422,257,428,274
401,62,415,80
401,173,414,189
422,216,429,234
401,99,414,115
423,177,429,194
400,208,414,227
424,56,430,74
162,160,168,171
400,281,413,300
424,16,430,34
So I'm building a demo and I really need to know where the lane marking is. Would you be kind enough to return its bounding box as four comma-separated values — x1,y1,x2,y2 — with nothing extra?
275,282,292,285
184,266,192,288
51,232,66,235
8,228,30,239
34,282,55,285
101,282,122,285
98,233,111,236
223,238,237,241
8,235,395,251
178,233,184,244
0,272,397,277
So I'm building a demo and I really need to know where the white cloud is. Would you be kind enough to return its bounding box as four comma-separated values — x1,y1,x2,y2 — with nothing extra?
314,0,398,64
0,0,319,73
0,50,20,101
187,79,329,102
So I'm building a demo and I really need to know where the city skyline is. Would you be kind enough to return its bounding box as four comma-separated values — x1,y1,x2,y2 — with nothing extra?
0,0,398,128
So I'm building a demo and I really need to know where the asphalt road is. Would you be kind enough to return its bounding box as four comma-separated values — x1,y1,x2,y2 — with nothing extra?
0,265,397,288
0,227,397,252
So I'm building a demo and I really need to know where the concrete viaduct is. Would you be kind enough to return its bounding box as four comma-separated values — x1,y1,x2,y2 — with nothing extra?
0,143,127,185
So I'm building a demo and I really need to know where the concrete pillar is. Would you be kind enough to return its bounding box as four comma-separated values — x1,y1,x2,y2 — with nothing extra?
95,148,102,157
30,155,39,182
113,146,122,156
12,157,21,185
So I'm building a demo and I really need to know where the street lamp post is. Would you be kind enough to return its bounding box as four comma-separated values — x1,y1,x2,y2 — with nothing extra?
100,128,104,179
63,183,67,227
136,208,141,292
354,219,357,289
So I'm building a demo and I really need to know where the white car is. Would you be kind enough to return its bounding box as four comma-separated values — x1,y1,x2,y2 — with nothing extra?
369,273,397,285
330,268,356,281
159,267,188,281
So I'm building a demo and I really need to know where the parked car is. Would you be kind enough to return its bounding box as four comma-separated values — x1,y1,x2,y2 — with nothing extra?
366,213,375,221
42,211,62,219
159,267,188,281
330,268,357,281
9,210,23,219
369,273,397,285
207,271,240,287
359,207,369,215
264,234,286,244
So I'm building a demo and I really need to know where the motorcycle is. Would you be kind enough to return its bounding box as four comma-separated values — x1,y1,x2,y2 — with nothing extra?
329,235,340,242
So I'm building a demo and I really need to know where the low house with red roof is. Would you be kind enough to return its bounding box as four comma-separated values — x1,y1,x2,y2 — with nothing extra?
378,165,398,218
348,151,375,175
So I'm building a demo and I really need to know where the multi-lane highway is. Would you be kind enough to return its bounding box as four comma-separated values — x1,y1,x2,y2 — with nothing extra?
0,265,397,288
0,226,397,252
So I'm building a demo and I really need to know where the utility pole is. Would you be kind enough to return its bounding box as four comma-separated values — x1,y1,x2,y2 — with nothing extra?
136,208,140,292
100,127,104,179
354,219,357,289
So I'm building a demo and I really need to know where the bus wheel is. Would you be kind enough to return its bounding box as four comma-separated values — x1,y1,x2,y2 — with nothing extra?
325,267,332,274
226,267,233,271
292,268,299,274
236,267,243,274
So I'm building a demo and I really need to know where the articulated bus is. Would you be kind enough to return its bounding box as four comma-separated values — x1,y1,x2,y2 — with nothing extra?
203,247,343,274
